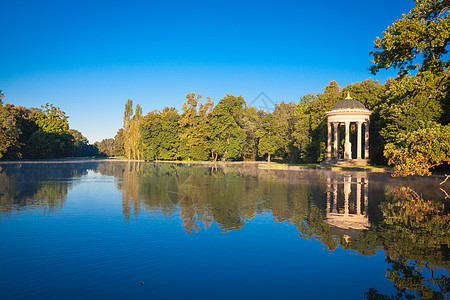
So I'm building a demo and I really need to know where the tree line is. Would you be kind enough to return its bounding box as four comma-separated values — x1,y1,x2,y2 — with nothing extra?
2,0,450,175
0,96,98,159
97,0,450,175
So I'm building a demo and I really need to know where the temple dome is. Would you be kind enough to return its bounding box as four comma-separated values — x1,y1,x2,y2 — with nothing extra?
330,93,367,110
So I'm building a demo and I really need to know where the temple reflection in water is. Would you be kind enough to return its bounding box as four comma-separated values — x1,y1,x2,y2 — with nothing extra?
326,173,369,233
0,161,448,298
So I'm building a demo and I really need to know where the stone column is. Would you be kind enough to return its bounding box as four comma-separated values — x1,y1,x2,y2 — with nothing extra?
344,121,351,159
364,121,370,159
364,177,369,215
326,177,331,213
357,122,362,159
333,182,338,213
356,176,362,215
333,123,339,159
327,121,332,159
344,175,351,216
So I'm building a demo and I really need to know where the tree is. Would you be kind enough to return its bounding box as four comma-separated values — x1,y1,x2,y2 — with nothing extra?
95,138,115,157
69,129,89,157
178,93,214,161
157,107,180,160
114,128,125,157
257,102,295,162
0,92,20,158
140,110,161,160
239,105,259,161
305,81,340,162
369,0,450,76
292,93,315,162
22,103,74,158
369,1,450,174
130,104,142,160
210,94,247,161
384,122,450,176
35,103,69,133
123,99,133,160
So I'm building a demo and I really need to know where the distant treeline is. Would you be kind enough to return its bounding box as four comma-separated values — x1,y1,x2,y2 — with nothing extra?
0,97,99,159
94,76,448,167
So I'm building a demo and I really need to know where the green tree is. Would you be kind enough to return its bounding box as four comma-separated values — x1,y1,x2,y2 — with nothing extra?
114,128,125,157
95,138,115,157
258,113,280,162
130,104,142,160
23,103,74,158
140,110,160,160
140,108,181,161
69,129,91,157
369,0,450,76
157,107,180,160
306,81,340,162
123,99,133,160
369,1,450,174
178,93,214,161
210,94,247,161
240,105,259,161
0,92,20,158
292,93,315,162
384,122,450,176
35,103,69,133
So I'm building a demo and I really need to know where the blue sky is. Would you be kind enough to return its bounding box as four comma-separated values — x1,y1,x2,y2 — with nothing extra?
1,0,415,143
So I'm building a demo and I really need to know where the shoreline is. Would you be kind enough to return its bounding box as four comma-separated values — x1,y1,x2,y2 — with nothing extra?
0,157,390,172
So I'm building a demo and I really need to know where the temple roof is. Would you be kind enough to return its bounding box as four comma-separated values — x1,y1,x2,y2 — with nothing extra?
330,92,367,111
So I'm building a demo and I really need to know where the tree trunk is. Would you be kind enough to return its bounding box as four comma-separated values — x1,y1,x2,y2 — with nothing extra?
268,153,271,163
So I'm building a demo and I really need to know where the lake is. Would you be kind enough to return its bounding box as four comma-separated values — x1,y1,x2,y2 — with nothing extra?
0,161,448,299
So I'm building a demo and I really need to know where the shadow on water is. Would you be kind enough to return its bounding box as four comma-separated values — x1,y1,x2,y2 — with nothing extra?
0,161,448,298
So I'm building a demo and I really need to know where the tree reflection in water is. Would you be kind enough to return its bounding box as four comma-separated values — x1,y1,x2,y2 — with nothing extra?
0,163,94,214
105,163,449,298
0,161,448,298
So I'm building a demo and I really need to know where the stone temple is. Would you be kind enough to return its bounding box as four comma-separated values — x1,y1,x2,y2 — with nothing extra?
323,93,372,166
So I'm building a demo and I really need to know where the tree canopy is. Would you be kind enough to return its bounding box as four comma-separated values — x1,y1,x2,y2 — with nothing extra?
369,0,450,76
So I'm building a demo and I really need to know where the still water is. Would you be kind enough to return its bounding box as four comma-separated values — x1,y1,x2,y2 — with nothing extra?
0,161,448,299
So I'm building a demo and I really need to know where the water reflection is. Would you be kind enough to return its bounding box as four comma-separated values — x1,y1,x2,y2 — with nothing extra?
0,161,448,298
0,163,95,214
326,174,369,232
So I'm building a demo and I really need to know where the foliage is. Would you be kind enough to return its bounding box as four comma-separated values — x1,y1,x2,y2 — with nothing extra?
209,94,247,161
384,122,450,176
95,138,115,157
114,128,125,157
369,0,450,76
178,93,214,161
305,81,341,162
0,91,98,159
35,103,69,133
140,107,181,160
0,93,20,158
123,99,133,159
70,129,98,157
23,131,74,158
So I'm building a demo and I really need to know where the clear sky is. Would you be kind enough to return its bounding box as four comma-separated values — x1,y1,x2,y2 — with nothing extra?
1,0,415,143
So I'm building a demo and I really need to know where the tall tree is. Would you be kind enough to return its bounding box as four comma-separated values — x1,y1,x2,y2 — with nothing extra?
258,113,284,162
292,94,316,163
369,0,450,174
130,104,142,160
178,93,214,161
306,81,340,162
209,94,247,161
123,99,133,160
